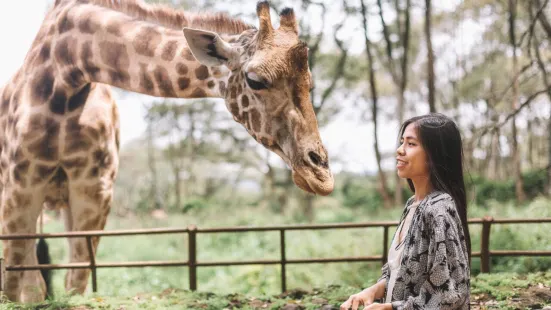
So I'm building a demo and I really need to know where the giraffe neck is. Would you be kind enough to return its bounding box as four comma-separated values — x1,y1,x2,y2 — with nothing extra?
44,1,248,99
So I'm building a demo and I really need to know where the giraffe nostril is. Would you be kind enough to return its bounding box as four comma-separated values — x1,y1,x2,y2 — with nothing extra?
308,151,325,168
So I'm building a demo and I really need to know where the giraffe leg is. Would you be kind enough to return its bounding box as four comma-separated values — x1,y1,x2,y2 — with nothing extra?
1,187,47,302
63,178,113,294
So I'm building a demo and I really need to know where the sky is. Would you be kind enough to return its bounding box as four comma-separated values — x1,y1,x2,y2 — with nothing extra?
0,0,477,174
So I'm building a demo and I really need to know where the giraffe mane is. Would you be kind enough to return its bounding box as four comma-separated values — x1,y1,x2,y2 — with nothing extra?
79,0,256,35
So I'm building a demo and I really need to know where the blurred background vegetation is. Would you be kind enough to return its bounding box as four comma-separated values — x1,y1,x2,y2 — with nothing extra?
15,0,551,298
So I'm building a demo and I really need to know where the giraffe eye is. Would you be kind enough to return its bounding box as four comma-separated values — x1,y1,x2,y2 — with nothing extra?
245,72,268,90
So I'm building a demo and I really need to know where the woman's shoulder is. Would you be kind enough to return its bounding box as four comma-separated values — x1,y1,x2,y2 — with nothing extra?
421,191,457,217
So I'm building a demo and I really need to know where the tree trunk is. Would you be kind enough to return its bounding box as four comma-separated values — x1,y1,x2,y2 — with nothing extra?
146,119,162,210
487,127,500,180
530,4,551,195
508,0,526,202
424,0,436,113
361,0,393,208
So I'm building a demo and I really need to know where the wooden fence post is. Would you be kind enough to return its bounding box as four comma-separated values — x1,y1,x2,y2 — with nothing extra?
382,226,389,265
481,216,493,273
188,225,197,291
280,229,286,293
0,258,4,293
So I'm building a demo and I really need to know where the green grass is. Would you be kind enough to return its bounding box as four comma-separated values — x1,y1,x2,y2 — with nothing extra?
2,272,550,309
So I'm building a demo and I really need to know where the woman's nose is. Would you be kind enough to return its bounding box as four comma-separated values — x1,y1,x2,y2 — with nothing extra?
396,144,405,155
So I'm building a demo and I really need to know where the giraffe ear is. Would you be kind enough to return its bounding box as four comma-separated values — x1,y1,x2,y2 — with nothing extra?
183,28,240,67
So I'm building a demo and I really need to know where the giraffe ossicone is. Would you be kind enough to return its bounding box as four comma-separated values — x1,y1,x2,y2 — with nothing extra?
0,0,333,302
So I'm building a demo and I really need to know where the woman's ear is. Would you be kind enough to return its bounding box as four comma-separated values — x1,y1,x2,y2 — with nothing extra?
183,28,240,68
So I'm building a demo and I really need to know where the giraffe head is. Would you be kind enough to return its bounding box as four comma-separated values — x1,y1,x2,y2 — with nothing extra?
183,1,333,195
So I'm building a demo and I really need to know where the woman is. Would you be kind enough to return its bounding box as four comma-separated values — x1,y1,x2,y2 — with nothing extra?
341,113,471,310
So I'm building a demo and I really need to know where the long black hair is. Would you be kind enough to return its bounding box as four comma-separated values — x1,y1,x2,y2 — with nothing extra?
399,113,471,259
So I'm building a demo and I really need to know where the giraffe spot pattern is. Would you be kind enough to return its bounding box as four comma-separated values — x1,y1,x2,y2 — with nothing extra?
139,63,155,93
78,17,100,34
176,63,188,75
195,65,210,80
161,40,179,61
57,9,74,33
178,77,190,90
81,41,101,79
54,36,78,66
190,88,207,98
250,108,261,132
31,67,54,104
32,164,58,185
207,81,215,88
68,84,91,112
27,116,59,161
182,49,196,61
219,81,226,96
154,66,176,97
241,95,249,108
64,115,93,154
133,26,161,57
99,41,130,71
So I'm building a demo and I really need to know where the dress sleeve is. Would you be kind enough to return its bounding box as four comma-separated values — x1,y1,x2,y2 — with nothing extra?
391,203,470,310
378,262,390,283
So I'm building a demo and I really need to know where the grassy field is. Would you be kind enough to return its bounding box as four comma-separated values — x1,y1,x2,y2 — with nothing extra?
2,272,550,309
0,197,550,308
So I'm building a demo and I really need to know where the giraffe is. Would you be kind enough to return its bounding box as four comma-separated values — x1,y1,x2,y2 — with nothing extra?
0,0,334,302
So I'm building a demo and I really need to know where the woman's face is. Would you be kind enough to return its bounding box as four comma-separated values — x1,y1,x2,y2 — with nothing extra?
396,123,429,180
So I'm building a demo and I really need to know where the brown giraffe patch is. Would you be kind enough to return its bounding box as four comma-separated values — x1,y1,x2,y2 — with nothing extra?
49,89,67,115
12,160,30,185
242,111,250,129
61,157,88,170
32,165,58,185
35,41,51,65
250,108,261,132
54,36,78,66
139,63,155,93
79,184,101,202
64,115,93,154
63,68,86,88
68,84,91,112
230,86,237,99
10,146,24,163
133,26,162,57
88,166,99,178
153,66,176,97
212,67,222,77
178,77,190,90
182,49,196,61
27,116,59,161
161,40,179,61
190,88,207,98
241,95,249,108
194,65,210,80
81,41,100,79
31,67,54,104
99,41,130,71
207,80,216,88
78,17,100,34
219,81,226,96
12,191,31,207
229,101,240,119
106,19,123,37
57,9,74,33
176,63,188,75
1,88,11,114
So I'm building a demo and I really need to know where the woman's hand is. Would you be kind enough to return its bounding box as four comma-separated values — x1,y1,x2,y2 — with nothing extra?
362,303,392,310
339,288,376,310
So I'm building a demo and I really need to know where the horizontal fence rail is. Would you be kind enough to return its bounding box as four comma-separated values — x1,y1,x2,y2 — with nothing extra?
0,217,550,293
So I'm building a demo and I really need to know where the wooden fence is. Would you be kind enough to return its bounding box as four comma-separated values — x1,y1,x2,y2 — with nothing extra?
0,217,550,293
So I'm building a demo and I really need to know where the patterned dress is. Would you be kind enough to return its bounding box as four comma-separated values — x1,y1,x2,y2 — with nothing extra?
378,191,470,309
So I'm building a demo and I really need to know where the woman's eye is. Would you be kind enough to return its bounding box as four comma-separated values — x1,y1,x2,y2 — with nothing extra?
408,143,415,146
245,73,268,90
